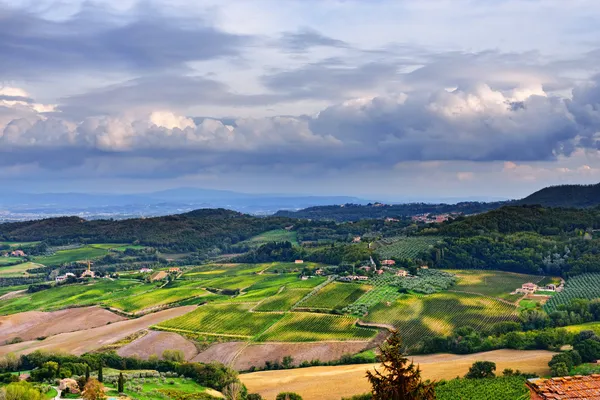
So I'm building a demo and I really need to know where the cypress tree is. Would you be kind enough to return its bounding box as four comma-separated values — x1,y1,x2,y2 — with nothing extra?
98,363,103,383
85,365,90,380
118,372,124,393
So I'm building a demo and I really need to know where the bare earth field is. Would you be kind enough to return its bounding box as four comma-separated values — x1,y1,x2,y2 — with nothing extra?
233,341,371,370
240,349,556,400
192,342,248,365
0,306,195,356
117,330,199,360
0,306,125,343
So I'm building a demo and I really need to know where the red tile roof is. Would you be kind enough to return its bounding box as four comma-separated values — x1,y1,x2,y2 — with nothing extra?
528,375,600,399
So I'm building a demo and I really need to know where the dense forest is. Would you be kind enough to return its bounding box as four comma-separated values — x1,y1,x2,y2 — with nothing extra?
518,182,600,208
0,209,292,252
274,201,509,222
438,205,600,236
426,206,600,276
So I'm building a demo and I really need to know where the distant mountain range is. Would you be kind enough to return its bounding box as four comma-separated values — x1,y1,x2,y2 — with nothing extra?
1,182,599,222
0,188,369,221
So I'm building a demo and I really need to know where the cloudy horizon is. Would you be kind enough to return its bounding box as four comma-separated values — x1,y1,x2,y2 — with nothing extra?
3,0,600,200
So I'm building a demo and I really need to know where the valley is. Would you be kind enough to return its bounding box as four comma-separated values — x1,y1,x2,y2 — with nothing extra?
1,200,600,399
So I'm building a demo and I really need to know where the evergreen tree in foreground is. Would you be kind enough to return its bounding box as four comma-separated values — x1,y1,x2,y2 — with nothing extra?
366,331,436,400
118,372,124,393
85,365,90,381
97,363,103,383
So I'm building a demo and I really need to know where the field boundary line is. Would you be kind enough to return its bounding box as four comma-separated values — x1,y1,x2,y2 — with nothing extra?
250,286,286,312
229,341,252,368
292,276,334,310
152,326,252,339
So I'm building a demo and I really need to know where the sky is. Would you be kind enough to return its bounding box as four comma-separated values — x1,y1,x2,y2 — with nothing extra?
3,0,600,200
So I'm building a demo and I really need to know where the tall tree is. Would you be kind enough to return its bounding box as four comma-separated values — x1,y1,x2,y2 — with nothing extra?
97,363,103,383
366,331,436,400
82,378,106,400
85,365,90,381
117,373,124,393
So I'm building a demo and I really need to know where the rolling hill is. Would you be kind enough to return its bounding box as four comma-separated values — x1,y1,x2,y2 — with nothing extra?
518,182,600,208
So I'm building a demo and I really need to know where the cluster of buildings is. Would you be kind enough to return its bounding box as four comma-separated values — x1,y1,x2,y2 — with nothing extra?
411,213,457,224
1,249,26,257
515,281,564,295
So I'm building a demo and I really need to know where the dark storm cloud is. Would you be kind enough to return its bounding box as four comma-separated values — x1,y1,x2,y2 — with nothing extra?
0,3,251,78
278,28,349,52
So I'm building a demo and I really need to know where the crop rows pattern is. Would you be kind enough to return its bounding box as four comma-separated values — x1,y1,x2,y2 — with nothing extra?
155,303,283,337
362,292,518,348
435,377,529,400
545,273,600,313
255,288,312,311
375,236,443,259
258,312,377,342
299,282,370,309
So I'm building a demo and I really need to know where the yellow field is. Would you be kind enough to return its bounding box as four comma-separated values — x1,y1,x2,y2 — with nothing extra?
240,349,555,400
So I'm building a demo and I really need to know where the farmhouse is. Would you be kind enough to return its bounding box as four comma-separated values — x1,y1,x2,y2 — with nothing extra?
396,269,408,277
517,282,539,294
168,267,181,273
315,268,324,275
381,259,396,266
10,250,25,257
55,272,76,283
527,375,600,399
352,236,361,243
294,260,304,264
140,267,153,273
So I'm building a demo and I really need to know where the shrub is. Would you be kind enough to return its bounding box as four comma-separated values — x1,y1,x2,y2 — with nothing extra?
276,393,303,400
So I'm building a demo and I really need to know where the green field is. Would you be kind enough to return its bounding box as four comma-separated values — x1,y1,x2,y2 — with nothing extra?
0,285,28,297
255,288,312,311
362,292,518,348
435,376,529,400
564,321,600,336
258,312,377,342
0,262,41,277
34,246,109,266
0,279,143,315
444,269,544,301
0,257,24,266
545,273,600,313
155,303,284,337
0,241,39,248
104,375,212,400
105,282,213,312
87,243,147,251
299,282,371,310
375,236,443,259
241,229,299,246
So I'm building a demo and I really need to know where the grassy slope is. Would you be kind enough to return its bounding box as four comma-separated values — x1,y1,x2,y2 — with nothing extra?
0,279,143,314
241,229,299,246
300,282,371,310
34,246,109,266
444,269,544,301
362,292,517,348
